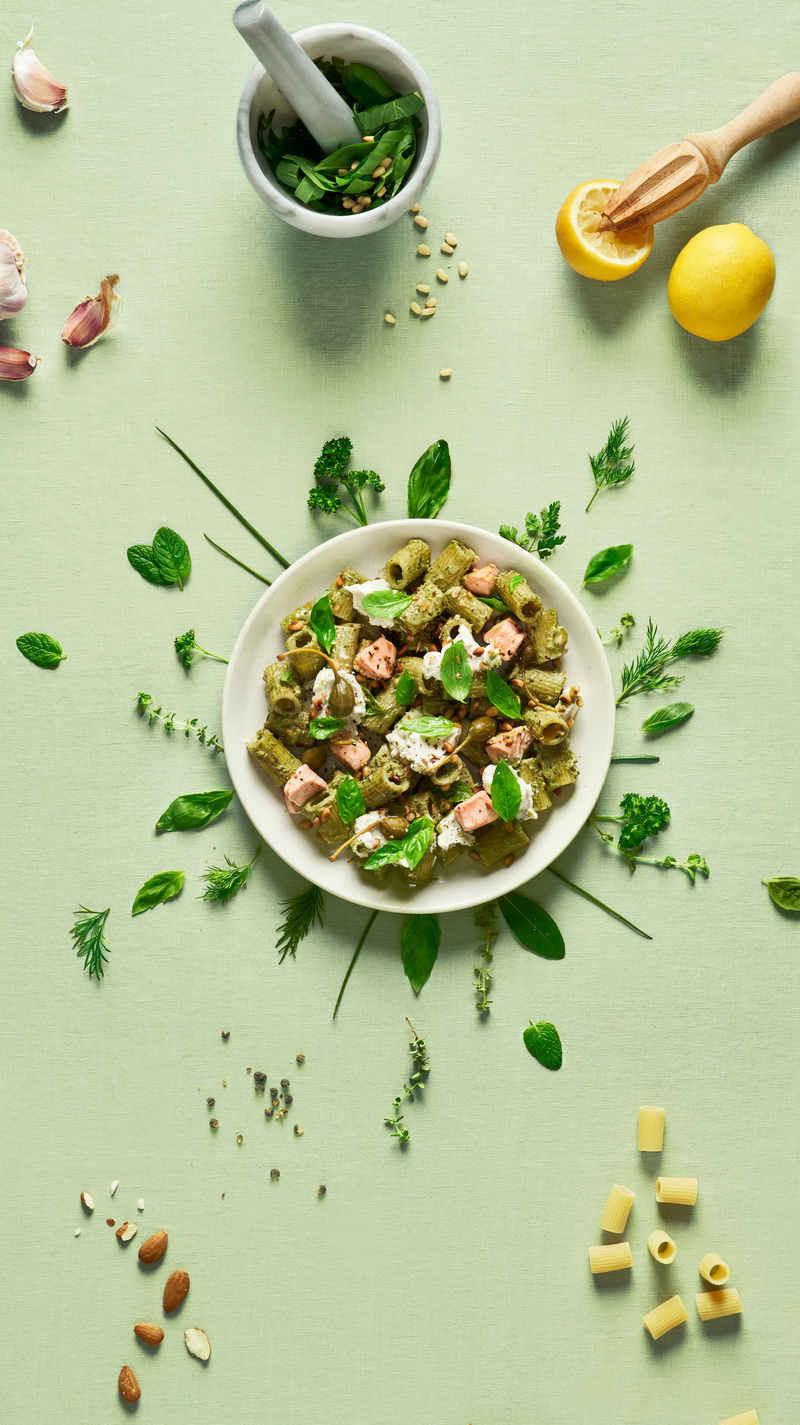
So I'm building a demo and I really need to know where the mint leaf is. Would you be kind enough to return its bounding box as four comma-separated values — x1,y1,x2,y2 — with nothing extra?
16,631,66,668
499,892,565,959
155,790,234,832
127,543,169,586
440,639,473,702
131,870,185,915
523,1019,562,1070
400,913,440,992
152,527,191,589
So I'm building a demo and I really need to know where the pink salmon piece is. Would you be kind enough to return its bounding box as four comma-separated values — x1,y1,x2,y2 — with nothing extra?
483,617,525,660
454,790,499,832
463,563,499,596
284,764,327,813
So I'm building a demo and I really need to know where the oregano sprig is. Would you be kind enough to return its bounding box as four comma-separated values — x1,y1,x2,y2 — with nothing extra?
473,903,498,1012
385,1019,430,1145
135,693,223,752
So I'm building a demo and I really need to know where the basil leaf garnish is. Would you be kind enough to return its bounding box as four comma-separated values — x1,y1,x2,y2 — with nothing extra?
762,876,800,912
309,592,336,653
364,816,433,871
486,667,521,720
397,715,455,740
156,789,234,832
394,669,418,706
310,716,347,740
407,439,451,519
361,589,412,620
400,913,441,992
582,543,634,586
336,774,366,825
488,760,522,822
640,702,694,733
499,892,565,960
440,639,473,702
131,870,185,916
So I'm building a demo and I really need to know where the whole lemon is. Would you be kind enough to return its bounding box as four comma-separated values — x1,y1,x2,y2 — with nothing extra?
667,223,775,341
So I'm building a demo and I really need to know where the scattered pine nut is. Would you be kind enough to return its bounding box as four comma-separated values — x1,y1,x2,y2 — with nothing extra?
439,368,452,379
417,244,431,256
110,1181,119,1196
416,284,430,294
299,818,312,829
436,268,449,282
337,168,348,176
425,298,436,308
409,202,420,213
413,215,429,229
410,302,422,315
504,854,514,867
441,243,454,255
363,135,375,143
361,196,372,207
458,262,468,277
137,1199,145,1211
75,1228,81,1237
376,186,387,197
468,848,481,860
420,308,435,318
445,232,458,247
350,161,359,170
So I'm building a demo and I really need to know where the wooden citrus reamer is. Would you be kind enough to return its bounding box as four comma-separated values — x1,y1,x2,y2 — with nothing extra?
599,73,800,233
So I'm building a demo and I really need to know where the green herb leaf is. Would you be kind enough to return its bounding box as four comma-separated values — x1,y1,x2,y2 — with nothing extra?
618,619,724,703
400,913,441,993
397,715,455,740
310,716,347,740
71,906,111,979
486,666,521,719
127,543,169,586
440,639,474,702
583,543,634,585
16,631,66,668
343,62,396,106
489,760,522,822
362,686,384,716
354,90,424,132
337,775,366,824
152,527,191,589
407,439,451,519
276,883,325,962
523,1019,563,1070
361,589,412,620
200,846,260,903
616,792,671,851
364,816,433,871
482,595,512,613
309,593,336,654
500,502,565,559
156,789,235,832
508,573,524,592
447,780,473,805
586,417,635,511
640,702,695,733
131,870,185,916
762,877,800,912
394,669,418,706
499,892,565,959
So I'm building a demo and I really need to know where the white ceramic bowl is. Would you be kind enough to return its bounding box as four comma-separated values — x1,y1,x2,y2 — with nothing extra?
223,521,615,914
236,23,441,238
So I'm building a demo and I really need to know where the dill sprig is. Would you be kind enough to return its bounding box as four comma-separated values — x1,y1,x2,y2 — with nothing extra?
135,693,223,752
617,620,724,704
200,845,261,903
71,906,111,979
586,417,635,511
473,902,498,1012
499,500,565,559
276,883,325,963
174,630,229,671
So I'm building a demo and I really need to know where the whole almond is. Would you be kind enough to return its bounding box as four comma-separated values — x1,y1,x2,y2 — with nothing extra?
133,1322,164,1348
116,1221,138,1243
138,1229,168,1264
163,1268,190,1314
118,1366,141,1402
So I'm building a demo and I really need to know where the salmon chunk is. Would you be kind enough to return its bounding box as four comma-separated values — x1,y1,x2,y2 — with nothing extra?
454,790,499,832
331,739,372,772
483,617,525,660
463,563,499,596
284,764,327,813
486,726,533,764
353,637,397,680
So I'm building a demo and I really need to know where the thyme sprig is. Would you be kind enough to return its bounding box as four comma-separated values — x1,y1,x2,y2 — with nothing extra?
71,906,111,979
586,416,635,511
385,1019,430,1145
617,619,723,703
276,883,325,963
473,903,498,1012
174,629,229,670
200,846,261,903
135,693,223,752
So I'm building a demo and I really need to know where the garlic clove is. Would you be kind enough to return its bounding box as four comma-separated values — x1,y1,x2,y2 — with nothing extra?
0,346,40,380
62,274,121,349
0,231,27,321
12,30,68,114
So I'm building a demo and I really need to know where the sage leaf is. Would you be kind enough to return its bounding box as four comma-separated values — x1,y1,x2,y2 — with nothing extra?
309,592,336,654
583,543,634,585
16,631,66,668
364,816,433,871
489,760,522,822
640,702,694,733
762,877,800,912
394,669,418,706
152,527,191,589
355,91,424,133
398,715,454,740
337,775,366,825
127,543,170,586
486,667,521,720
440,639,473,702
499,892,565,960
156,789,234,832
361,589,412,620
131,869,185,916
407,439,451,519
523,1019,563,1070
400,913,441,993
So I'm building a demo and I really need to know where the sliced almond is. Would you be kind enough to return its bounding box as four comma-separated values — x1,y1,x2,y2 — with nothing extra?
118,1366,141,1402
163,1267,190,1313
80,1192,94,1211
110,1179,119,1196
138,1228,168,1263
184,1327,211,1361
116,1221,138,1243
134,1322,164,1348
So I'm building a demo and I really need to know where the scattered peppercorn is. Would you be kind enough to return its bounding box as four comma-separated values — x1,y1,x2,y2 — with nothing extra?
318,1185,326,1196
247,1067,252,1073
280,1079,290,1089
221,1029,230,1039
270,1169,280,1179
207,1097,215,1107
294,1125,304,1136
210,1119,219,1128
270,1087,279,1099
264,1106,274,1118
254,1072,266,1088
283,1093,293,1105
296,1054,305,1063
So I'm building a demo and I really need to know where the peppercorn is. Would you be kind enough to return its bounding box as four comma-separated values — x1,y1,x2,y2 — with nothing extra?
254,1071,266,1087
282,1093,293,1105
221,1029,230,1039
280,1079,290,1089
296,1053,305,1063
207,1097,215,1107
294,1125,304,1136
264,1106,274,1118
237,1134,243,1144
317,1185,326,1196
210,1119,219,1128
270,1168,280,1180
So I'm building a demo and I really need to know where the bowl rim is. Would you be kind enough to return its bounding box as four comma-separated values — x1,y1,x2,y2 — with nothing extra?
222,518,616,915
236,22,441,237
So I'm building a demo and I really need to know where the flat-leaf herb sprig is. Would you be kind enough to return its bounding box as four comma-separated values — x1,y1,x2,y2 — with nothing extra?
500,500,565,559
586,417,635,511
71,906,111,979
308,437,384,526
136,693,223,753
17,632,66,668
617,619,723,704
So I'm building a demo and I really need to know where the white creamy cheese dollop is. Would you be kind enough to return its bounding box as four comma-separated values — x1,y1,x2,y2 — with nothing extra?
348,578,396,629
422,622,503,682
310,668,366,722
386,712,462,774
436,810,475,851
482,763,537,821
352,810,388,858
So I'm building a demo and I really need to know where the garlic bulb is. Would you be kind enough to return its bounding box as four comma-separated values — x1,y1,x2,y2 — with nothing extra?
0,347,40,380
12,30,68,113
0,231,27,321
62,274,121,349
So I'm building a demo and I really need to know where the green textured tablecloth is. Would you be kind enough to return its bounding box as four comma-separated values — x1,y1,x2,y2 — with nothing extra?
3,3,799,1422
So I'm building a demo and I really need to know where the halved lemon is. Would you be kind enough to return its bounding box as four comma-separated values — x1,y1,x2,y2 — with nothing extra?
556,181,654,281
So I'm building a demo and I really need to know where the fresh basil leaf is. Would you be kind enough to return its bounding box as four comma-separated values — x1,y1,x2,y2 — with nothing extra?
394,669,418,706
152,527,191,589
582,543,634,586
400,913,441,993
16,631,65,668
362,686,384,716
127,543,169,586
337,775,366,825
344,62,396,106
364,816,433,871
499,892,565,959
407,439,451,519
131,869,185,916
489,760,522,822
523,1019,563,1070
486,667,521,719
310,716,347,740
398,715,455,740
309,593,336,654
447,780,473,805
640,702,695,733
508,573,525,592
482,595,512,613
762,876,800,912
354,90,424,133
156,789,234,832
361,589,412,620
440,639,474,702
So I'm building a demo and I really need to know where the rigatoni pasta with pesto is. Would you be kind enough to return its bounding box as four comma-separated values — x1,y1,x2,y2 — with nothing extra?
246,536,582,890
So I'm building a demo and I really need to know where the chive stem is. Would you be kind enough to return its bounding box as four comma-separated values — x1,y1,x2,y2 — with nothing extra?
544,866,652,940
204,534,271,585
333,910,379,1018
610,754,660,762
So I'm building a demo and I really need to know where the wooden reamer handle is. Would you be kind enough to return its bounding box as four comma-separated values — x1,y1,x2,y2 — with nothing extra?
687,72,800,182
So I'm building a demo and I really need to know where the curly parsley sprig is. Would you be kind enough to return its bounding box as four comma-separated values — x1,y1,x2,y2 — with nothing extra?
617,619,723,704
591,793,709,880
500,500,565,559
174,630,229,671
308,436,385,526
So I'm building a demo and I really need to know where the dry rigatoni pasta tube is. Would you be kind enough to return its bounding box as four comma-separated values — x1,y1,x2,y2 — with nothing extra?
699,1253,730,1287
642,1294,688,1339
638,1106,665,1151
647,1230,677,1265
719,1413,759,1425
696,1288,742,1321
599,1184,635,1234
656,1176,698,1205
589,1242,633,1274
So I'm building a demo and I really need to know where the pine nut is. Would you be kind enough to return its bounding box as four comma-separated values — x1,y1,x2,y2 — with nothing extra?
414,215,429,228
439,368,452,378
468,849,481,861
420,308,435,317
410,302,422,315
299,819,312,830
376,186,387,197
371,167,384,179
417,244,431,256
337,168,348,176
504,854,514,867
350,161,359,170
409,202,420,213
342,198,354,210
441,243,454,254
384,313,396,324
416,284,430,294
458,262,468,277
425,298,436,308
436,268,449,282
445,233,458,247
363,135,375,143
